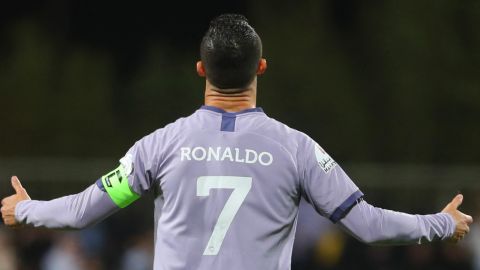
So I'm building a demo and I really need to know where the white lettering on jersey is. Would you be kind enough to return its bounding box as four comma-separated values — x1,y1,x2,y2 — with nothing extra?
314,144,337,173
192,147,207,161
259,152,273,166
180,146,273,166
234,148,245,162
207,147,221,161
221,147,234,162
180,147,192,161
245,149,257,164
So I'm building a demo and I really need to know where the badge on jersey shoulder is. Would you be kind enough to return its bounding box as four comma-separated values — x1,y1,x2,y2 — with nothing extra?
314,143,337,173
101,154,139,208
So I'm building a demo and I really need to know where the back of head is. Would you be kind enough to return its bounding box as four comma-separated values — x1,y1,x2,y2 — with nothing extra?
200,14,262,92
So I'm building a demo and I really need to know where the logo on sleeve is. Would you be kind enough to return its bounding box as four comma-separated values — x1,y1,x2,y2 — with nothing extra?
314,144,337,173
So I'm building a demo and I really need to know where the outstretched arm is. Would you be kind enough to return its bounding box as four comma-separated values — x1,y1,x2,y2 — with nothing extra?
338,194,473,245
1,132,160,229
298,137,473,245
1,176,119,229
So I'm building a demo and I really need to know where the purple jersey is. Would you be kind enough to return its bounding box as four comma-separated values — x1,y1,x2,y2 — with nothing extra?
123,106,362,269
15,105,455,270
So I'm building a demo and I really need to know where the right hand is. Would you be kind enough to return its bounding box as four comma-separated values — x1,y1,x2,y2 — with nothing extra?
441,194,473,243
1,176,31,227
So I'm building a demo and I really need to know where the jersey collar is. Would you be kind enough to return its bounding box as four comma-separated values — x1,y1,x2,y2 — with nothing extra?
200,105,264,115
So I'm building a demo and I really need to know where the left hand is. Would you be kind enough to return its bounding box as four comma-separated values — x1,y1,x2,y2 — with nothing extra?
441,194,473,243
1,176,31,227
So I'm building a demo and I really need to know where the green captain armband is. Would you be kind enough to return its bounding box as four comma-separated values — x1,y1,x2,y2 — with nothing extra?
101,165,140,208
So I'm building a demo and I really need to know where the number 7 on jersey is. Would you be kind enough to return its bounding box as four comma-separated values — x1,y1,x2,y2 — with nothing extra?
197,176,252,256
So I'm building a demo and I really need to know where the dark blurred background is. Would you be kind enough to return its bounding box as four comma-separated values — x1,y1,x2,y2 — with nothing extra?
1,0,480,269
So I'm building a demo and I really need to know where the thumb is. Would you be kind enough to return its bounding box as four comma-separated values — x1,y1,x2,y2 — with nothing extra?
448,194,464,210
11,176,25,194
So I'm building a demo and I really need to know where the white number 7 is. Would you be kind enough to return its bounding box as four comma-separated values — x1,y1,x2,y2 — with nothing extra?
197,176,252,256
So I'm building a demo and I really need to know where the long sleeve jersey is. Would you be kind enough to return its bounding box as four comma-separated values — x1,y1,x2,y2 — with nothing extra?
16,106,455,270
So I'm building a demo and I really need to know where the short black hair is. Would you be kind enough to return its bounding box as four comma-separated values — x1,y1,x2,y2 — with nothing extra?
200,14,262,91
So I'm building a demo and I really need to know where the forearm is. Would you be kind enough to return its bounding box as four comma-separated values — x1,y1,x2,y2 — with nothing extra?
339,200,455,245
15,184,118,229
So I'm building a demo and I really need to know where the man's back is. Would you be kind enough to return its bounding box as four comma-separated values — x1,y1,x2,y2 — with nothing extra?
4,105,468,270
1,14,471,270
126,106,359,269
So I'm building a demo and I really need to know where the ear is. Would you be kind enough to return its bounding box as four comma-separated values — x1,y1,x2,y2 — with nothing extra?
257,58,267,75
197,61,206,77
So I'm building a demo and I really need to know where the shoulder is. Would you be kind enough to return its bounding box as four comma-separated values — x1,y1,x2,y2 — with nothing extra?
249,115,316,167
123,115,192,173
136,113,193,145
124,116,188,160
262,116,330,166
259,116,313,149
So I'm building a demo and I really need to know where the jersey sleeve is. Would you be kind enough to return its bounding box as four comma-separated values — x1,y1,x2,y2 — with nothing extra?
299,136,363,223
96,129,164,208
15,184,119,229
338,200,456,244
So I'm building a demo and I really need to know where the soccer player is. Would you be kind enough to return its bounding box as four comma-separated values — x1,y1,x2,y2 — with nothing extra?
0,14,473,270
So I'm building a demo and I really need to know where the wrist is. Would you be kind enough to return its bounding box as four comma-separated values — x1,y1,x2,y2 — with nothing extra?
439,212,456,239
14,200,30,224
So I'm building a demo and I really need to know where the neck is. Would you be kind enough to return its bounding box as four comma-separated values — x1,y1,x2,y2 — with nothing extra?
204,79,257,112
